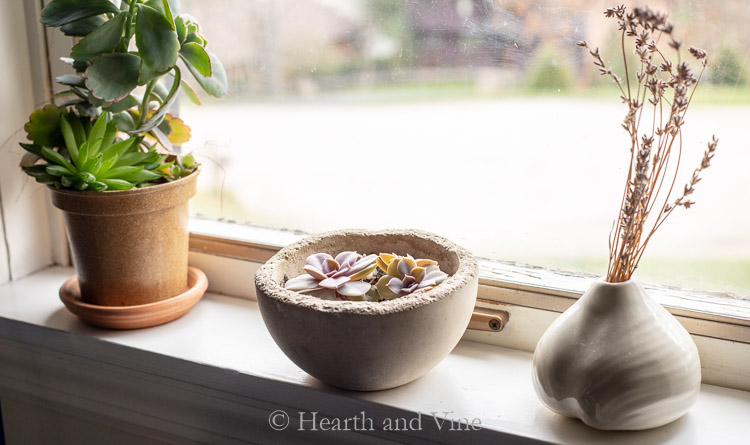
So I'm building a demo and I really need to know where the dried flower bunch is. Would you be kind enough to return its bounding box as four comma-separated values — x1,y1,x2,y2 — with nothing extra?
285,252,448,301
578,5,718,283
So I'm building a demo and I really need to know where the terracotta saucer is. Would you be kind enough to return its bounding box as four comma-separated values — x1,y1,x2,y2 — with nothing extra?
59,267,208,330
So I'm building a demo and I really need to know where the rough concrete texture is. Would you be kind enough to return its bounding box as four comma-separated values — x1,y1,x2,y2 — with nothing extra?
49,172,198,306
255,229,479,391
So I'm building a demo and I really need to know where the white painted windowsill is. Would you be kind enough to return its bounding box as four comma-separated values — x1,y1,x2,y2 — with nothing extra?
0,267,748,444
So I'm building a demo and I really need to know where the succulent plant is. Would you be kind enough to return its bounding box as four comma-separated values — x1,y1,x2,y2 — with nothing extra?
21,113,178,191
285,252,378,300
375,254,448,300
19,0,228,186
40,0,226,139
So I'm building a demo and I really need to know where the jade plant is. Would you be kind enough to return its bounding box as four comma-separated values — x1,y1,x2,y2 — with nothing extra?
285,251,448,302
20,0,225,191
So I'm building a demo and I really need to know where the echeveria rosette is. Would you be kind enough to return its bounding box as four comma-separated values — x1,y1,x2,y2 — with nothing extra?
285,252,378,300
375,254,448,300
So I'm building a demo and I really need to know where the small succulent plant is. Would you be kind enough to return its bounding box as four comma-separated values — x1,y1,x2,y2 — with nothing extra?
375,254,448,300
20,113,183,191
18,0,227,190
285,252,378,300
285,251,449,302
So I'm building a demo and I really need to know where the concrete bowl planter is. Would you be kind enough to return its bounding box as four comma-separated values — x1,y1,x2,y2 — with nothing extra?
255,229,479,391
49,171,200,314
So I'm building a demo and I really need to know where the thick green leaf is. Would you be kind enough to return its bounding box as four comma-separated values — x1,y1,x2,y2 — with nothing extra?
127,67,181,134
174,15,187,44
24,104,62,148
152,81,169,102
100,165,141,179
59,98,85,107
31,174,56,184
71,12,127,61
59,114,79,165
85,53,140,101
42,147,76,172
100,139,137,171
77,140,90,169
68,114,88,147
46,165,75,177
82,153,103,174
161,0,175,28
143,0,180,24
102,120,118,148
41,0,120,27
135,4,179,73
86,91,113,108
78,171,96,183
90,181,107,191
69,87,88,99
179,42,211,77
113,111,136,132
184,32,206,47
75,102,101,117
137,59,159,86
56,74,85,87
88,114,108,146
116,151,158,167
22,165,50,177
60,15,105,37
144,0,166,15
181,153,195,168
104,95,138,113
100,179,134,190
122,169,162,183
179,80,201,105
184,50,226,98
19,143,43,159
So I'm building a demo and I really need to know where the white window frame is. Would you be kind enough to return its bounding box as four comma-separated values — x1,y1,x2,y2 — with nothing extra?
1,0,748,394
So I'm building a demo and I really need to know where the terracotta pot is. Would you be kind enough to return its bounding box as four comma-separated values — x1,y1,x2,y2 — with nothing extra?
255,229,479,391
49,171,198,306
532,278,701,430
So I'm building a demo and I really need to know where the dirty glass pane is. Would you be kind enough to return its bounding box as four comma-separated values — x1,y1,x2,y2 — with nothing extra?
180,0,750,297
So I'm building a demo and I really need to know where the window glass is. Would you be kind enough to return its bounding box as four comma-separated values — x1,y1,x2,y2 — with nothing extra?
180,0,750,297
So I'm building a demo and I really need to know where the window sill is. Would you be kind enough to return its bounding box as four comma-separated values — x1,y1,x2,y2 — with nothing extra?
186,218,750,391
0,267,748,444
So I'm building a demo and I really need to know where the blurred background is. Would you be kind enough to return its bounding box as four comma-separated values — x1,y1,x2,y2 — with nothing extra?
178,0,750,297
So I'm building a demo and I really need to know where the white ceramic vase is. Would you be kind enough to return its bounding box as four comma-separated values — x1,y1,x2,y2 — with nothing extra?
532,278,701,430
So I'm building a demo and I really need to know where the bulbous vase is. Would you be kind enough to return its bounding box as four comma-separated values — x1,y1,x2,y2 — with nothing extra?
532,278,701,430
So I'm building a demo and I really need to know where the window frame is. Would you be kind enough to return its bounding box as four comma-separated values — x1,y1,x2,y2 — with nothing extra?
1,0,748,394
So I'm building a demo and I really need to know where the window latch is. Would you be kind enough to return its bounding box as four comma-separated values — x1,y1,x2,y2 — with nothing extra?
468,308,509,332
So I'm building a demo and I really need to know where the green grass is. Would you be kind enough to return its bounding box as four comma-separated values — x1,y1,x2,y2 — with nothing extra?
534,257,750,298
196,81,750,106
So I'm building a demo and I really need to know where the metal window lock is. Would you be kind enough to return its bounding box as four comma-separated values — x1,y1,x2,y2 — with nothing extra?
468,309,509,332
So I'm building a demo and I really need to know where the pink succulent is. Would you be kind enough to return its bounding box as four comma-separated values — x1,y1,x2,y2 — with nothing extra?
285,251,378,300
